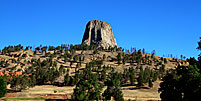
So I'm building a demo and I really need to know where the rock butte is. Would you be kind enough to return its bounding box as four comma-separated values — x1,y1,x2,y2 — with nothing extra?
82,20,117,48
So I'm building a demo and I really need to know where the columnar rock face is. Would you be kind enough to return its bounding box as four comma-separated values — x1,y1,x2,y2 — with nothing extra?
82,20,117,48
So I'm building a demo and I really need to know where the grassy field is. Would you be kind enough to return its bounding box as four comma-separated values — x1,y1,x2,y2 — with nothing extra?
2,80,161,101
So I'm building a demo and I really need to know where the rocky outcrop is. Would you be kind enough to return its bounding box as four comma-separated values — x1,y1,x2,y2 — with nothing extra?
82,20,117,48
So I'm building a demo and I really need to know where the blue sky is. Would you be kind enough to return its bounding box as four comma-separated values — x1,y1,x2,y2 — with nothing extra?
0,0,200,59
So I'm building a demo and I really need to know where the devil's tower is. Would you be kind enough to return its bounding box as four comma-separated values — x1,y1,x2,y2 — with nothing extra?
82,20,117,48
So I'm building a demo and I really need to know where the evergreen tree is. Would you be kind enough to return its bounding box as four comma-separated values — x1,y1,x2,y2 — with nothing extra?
64,70,70,86
117,53,122,64
20,75,29,90
158,72,182,101
142,48,145,54
72,72,103,100
143,67,151,83
64,54,67,63
0,76,7,98
129,67,135,85
148,79,153,88
137,68,144,87
100,69,106,82
103,72,124,101
153,72,158,82
137,72,144,88
122,57,126,65
30,75,36,87
164,58,167,64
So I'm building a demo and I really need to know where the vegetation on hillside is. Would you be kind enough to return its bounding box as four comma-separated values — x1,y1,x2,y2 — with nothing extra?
158,37,201,100
0,42,188,100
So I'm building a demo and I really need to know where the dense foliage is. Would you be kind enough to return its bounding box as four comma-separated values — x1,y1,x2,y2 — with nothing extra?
72,69,103,100
0,76,7,98
103,71,124,101
159,37,201,100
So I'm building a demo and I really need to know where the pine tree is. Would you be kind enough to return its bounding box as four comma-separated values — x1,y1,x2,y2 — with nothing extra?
30,75,36,87
20,75,29,90
103,72,124,101
117,53,122,64
64,73,70,86
137,68,144,88
129,67,135,85
153,72,158,82
149,79,153,88
101,69,106,82
142,48,145,54
72,72,103,100
122,57,126,65
0,76,7,98
164,58,167,64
